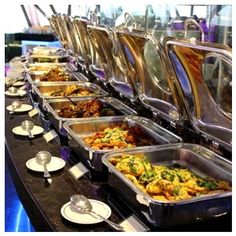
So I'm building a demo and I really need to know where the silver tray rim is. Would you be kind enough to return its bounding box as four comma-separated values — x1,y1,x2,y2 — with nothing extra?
102,143,232,205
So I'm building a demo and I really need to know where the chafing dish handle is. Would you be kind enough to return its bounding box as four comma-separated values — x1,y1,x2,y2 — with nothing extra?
136,194,149,206
194,148,232,172
107,99,137,115
133,117,182,143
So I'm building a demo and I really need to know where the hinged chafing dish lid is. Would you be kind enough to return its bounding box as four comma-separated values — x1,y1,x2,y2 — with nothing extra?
115,29,181,122
164,38,232,151
73,18,94,70
87,25,137,99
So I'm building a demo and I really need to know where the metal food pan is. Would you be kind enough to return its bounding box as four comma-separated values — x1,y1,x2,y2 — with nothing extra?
25,64,67,76
28,57,68,63
44,97,137,131
28,50,69,63
31,81,108,107
26,71,88,84
102,143,232,227
63,116,181,172
25,62,67,70
30,46,63,54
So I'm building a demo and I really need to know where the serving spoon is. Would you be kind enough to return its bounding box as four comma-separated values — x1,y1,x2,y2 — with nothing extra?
35,151,52,182
8,86,20,95
21,120,34,138
9,100,22,114
70,194,124,231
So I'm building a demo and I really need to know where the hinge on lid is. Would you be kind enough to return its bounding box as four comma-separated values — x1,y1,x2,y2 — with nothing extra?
212,141,219,149
170,120,176,128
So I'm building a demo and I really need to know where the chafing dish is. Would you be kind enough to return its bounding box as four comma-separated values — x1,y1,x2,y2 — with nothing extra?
87,25,138,99
28,48,69,63
44,97,137,131
62,15,81,58
25,62,78,75
63,116,181,172
163,38,232,155
115,29,181,122
30,46,61,55
102,143,232,227
31,81,108,108
73,18,95,71
26,70,88,84
48,15,68,49
25,64,66,76
26,62,67,71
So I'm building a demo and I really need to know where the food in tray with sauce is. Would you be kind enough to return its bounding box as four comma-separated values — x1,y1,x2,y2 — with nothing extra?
58,99,116,118
109,154,232,202
84,125,155,150
28,65,54,72
39,68,69,82
46,85,94,97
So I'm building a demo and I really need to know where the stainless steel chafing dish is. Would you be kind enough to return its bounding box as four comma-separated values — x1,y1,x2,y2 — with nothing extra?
63,116,181,172
25,62,78,75
102,143,232,227
26,70,88,84
115,28,181,122
25,63,66,75
45,14,73,58
29,46,59,55
73,18,96,71
26,62,67,70
28,47,69,63
87,25,138,100
163,38,232,154
44,97,137,131
31,81,108,108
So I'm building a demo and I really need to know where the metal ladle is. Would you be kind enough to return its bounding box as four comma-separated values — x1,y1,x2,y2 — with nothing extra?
9,100,22,114
70,194,124,231
8,86,19,95
21,120,34,138
35,151,52,179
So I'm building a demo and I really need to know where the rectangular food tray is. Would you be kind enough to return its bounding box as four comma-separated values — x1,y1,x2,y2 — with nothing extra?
31,81,108,108
44,97,137,131
26,71,88,84
102,143,232,227
63,116,181,172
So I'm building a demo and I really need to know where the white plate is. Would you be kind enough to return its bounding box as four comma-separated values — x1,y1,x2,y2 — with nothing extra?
12,126,44,136
61,200,112,224
5,90,27,97
6,104,33,113
26,156,66,172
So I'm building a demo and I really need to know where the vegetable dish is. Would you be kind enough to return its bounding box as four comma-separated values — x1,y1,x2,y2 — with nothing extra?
109,154,231,201
84,125,155,150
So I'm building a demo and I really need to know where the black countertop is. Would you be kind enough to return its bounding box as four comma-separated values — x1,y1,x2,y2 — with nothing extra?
5,94,232,232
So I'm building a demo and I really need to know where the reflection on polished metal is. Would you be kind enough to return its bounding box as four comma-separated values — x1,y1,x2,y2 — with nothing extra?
8,86,19,95
70,195,124,231
114,28,181,121
9,100,22,114
21,120,34,138
73,18,95,70
48,15,68,49
35,151,52,180
163,37,232,151
63,15,80,56
102,143,232,227
184,18,205,42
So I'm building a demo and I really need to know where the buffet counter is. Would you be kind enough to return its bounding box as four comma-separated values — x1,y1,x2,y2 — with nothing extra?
5,95,232,232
